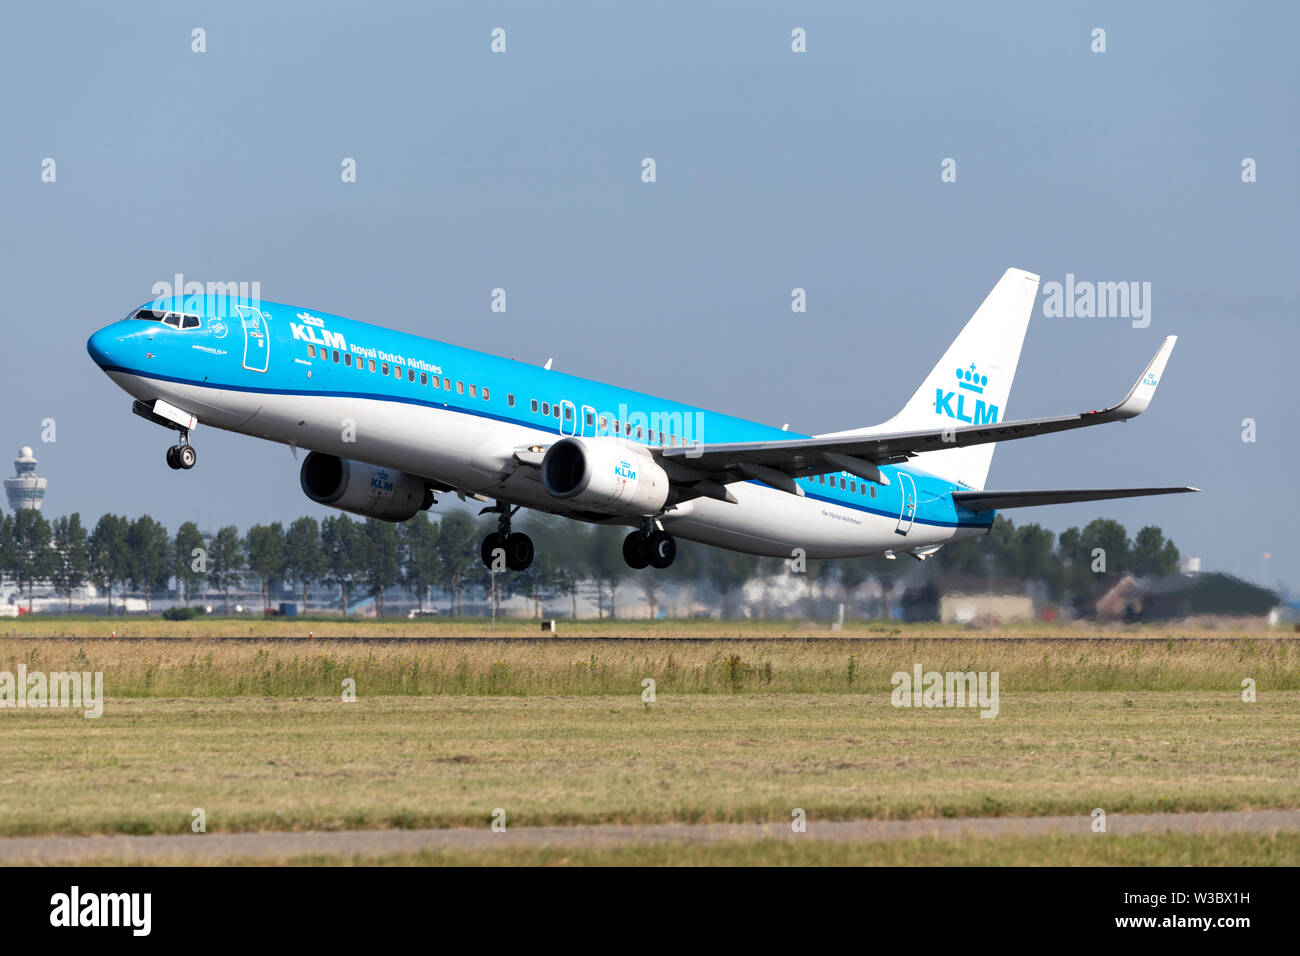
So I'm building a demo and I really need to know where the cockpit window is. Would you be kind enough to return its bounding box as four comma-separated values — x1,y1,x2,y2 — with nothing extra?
134,308,202,330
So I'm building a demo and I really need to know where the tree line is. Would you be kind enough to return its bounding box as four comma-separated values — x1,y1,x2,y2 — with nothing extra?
0,506,1184,618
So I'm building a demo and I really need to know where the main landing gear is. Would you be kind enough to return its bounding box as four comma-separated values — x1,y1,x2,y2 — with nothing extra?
480,501,533,571
623,522,676,570
165,433,197,470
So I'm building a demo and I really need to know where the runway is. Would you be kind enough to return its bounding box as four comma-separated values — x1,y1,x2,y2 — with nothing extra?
3,810,1297,863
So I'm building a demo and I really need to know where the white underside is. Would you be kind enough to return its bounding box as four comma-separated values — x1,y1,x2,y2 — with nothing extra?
112,371,981,559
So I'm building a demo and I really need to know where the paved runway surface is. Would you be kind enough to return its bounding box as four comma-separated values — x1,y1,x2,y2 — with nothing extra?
3,810,1297,863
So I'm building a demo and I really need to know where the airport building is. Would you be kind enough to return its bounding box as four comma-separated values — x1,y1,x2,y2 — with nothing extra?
4,446,47,511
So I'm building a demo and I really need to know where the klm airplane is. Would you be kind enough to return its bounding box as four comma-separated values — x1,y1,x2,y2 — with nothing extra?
86,269,1196,572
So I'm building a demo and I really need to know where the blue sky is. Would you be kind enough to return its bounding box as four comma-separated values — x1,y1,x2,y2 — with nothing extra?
2,1,1296,590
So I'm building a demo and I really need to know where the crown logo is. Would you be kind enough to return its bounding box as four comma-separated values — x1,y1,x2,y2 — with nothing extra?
956,363,987,394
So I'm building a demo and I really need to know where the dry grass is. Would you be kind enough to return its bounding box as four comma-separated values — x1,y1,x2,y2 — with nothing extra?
0,635,1294,697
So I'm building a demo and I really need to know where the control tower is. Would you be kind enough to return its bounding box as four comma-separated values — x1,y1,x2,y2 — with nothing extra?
4,446,47,511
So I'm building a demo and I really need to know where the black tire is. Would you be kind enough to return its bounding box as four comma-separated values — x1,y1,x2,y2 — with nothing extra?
648,530,676,569
622,532,650,569
481,532,503,569
165,446,181,470
505,532,534,571
178,445,197,469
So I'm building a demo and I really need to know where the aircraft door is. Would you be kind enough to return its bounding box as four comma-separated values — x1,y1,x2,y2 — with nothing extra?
895,472,917,536
559,399,578,437
580,404,597,437
237,305,270,373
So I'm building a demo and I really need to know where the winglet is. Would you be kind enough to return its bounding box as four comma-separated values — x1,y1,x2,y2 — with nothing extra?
1111,335,1176,420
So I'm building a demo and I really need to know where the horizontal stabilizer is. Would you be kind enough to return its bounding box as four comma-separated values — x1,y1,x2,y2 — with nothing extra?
953,486,1200,512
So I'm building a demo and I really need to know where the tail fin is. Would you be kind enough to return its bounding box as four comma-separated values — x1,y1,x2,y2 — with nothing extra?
823,267,1039,490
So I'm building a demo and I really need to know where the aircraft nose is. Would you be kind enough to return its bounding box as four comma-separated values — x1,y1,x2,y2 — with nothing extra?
87,325,128,368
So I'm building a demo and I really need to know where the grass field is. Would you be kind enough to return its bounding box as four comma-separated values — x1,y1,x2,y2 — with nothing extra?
5,615,1293,641
2,624,1296,865
55,833,1299,867
2,692,1296,838
1,635,1296,697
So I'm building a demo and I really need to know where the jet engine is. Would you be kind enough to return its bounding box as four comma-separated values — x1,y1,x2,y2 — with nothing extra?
299,452,433,522
540,437,669,516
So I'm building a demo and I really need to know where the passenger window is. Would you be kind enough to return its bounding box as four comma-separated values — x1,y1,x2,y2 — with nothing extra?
408,369,415,382
482,387,489,400
368,359,376,372
530,399,538,412
871,485,876,498
563,405,572,420
393,365,402,378
542,402,550,415
420,372,426,385
840,478,847,490
469,384,476,398
669,435,676,446
554,405,561,419
613,420,619,433
443,378,450,390
850,481,856,493
307,344,315,358
333,350,340,363
456,381,464,394
507,394,515,407
818,475,825,485
636,426,643,439
599,416,607,431
345,353,352,366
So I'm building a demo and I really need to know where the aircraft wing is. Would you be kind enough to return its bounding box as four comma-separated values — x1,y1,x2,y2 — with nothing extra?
951,486,1199,512
658,336,1179,491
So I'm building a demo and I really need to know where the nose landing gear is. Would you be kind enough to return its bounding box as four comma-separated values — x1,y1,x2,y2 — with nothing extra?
165,434,197,470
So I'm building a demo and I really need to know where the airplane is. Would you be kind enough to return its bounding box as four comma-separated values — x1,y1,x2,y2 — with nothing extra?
86,268,1197,572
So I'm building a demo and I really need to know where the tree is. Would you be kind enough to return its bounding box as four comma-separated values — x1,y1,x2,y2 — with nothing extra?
208,525,246,614
88,514,130,613
11,510,55,611
50,513,90,611
283,516,325,609
434,511,478,617
400,513,440,612
587,526,628,618
0,515,13,596
246,522,287,610
1131,525,1180,578
172,521,206,606
364,519,400,616
321,515,366,615
126,515,171,612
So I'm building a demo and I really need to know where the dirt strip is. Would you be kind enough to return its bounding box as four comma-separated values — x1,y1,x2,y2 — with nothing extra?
2,810,1298,863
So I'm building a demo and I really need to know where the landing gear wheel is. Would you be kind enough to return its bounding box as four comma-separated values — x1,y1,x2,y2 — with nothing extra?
481,532,503,569
622,532,650,569
165,446,181,470
504,532,534,571
648,530,676,569
177,444,197,469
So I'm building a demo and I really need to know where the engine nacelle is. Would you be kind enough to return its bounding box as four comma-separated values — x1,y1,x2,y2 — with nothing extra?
300,452,432,522
540,437,669,516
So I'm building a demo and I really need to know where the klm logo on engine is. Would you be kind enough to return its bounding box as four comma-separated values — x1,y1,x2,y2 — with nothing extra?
614,460,637,481
290,312,346,351
935,363,998,425
371,470,394,493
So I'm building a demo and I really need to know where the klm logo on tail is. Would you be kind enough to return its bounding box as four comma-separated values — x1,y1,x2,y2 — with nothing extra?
936,363,999,425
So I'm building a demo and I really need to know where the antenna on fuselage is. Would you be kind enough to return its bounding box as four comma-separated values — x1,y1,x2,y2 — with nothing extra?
543,357,553,370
